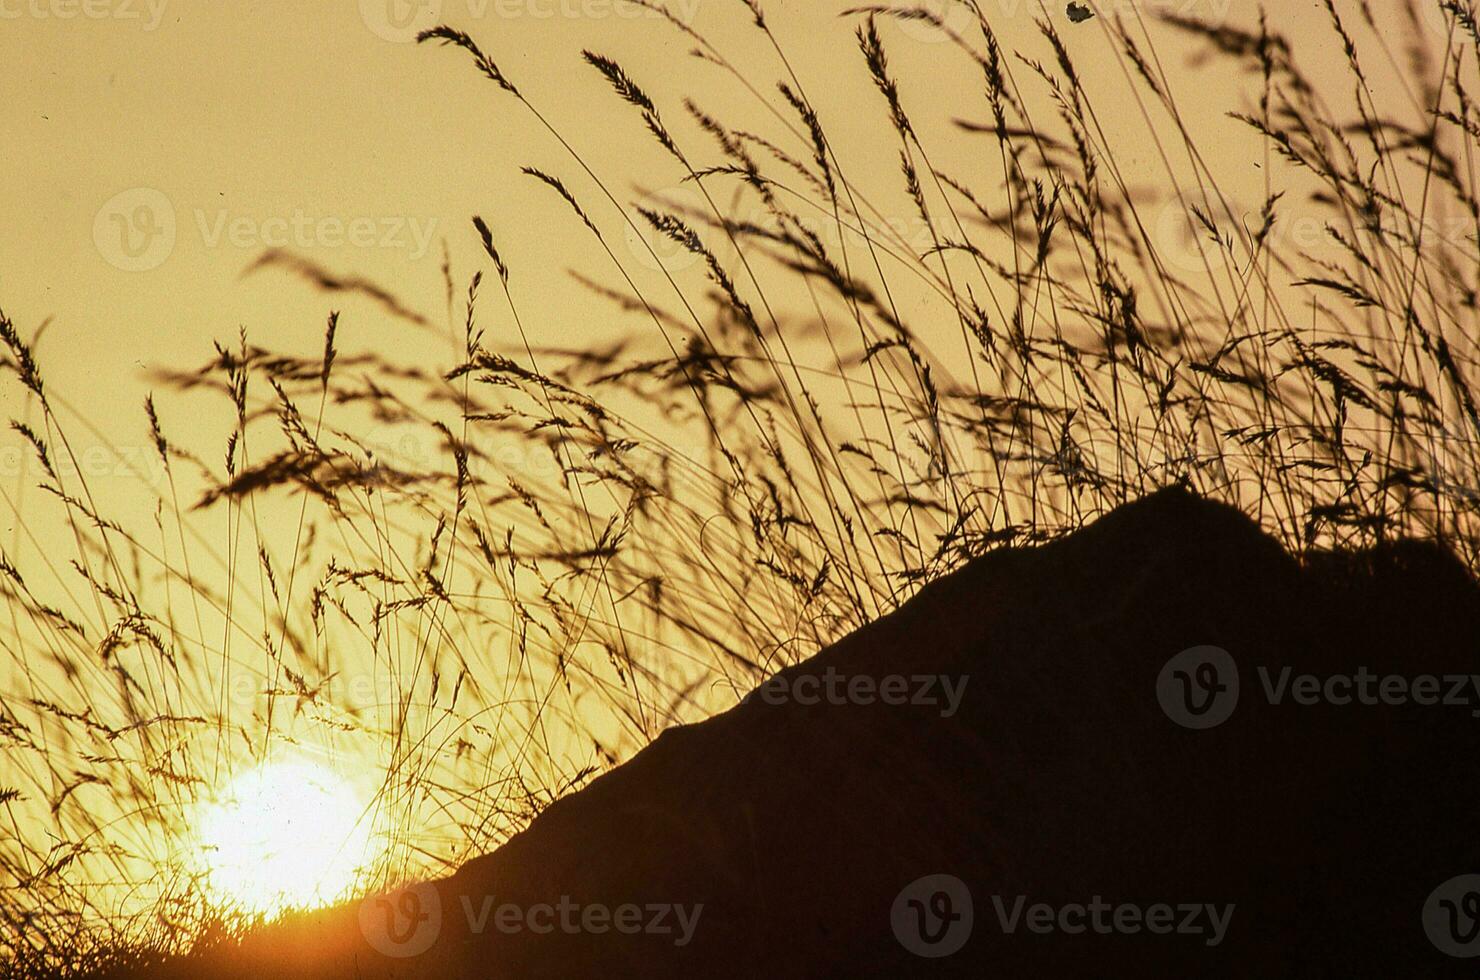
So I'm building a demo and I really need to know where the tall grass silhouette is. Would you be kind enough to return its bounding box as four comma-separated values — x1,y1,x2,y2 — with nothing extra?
2,0,1478,973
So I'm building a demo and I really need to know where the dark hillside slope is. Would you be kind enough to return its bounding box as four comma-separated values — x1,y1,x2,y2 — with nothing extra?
108,488,1480,977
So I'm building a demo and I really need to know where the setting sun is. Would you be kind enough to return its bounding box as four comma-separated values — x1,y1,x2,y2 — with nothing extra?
192,759,378,916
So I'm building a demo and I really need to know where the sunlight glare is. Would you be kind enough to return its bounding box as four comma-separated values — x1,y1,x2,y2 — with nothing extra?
193,758,377,915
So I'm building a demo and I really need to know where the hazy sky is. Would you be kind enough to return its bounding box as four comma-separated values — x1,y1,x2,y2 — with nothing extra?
0,0,1425,497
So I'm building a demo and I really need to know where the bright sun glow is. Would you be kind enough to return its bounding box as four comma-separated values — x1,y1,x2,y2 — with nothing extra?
192,759,377,915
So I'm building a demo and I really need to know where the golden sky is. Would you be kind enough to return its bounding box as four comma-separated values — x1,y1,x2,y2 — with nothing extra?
0,0,1444,734
4,0,1432,615
1,0,1373,464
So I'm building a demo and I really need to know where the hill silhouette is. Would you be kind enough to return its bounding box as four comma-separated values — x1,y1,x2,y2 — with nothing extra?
103,487,1480,977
